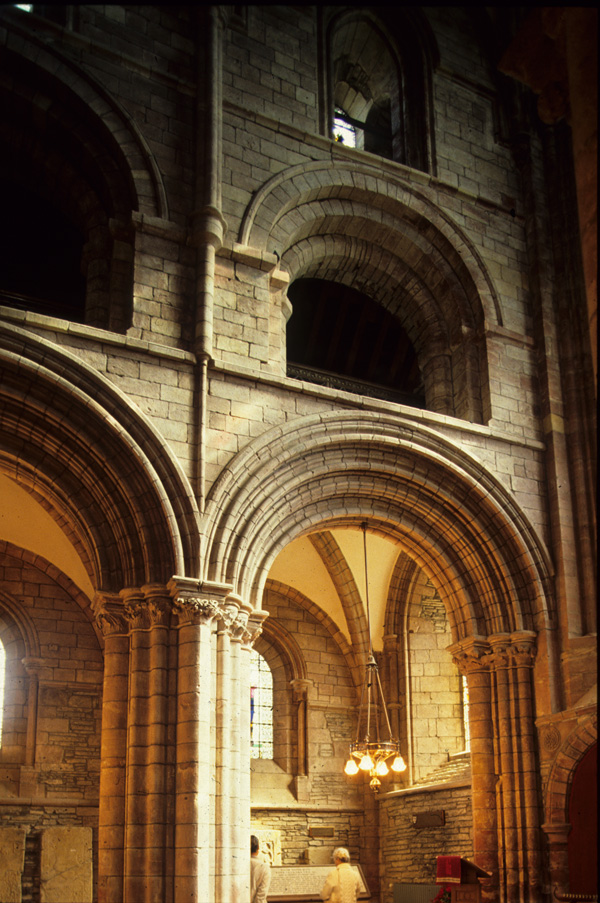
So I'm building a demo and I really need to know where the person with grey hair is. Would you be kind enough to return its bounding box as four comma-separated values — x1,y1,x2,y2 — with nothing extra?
320,847,361,903
251,835,271,903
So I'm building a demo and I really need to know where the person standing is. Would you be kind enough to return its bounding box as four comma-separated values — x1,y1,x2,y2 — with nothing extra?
320,847,361,903
251,835,271,903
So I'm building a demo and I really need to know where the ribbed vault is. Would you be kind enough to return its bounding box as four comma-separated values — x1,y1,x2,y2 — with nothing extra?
203,410,552,642
0,323,200,592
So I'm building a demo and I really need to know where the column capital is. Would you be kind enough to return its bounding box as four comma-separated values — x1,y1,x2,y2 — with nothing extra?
291,678,313,703
92,592,128,637
168,576,243,628
447,635,492,673
21,656,45,677
121,586,171,630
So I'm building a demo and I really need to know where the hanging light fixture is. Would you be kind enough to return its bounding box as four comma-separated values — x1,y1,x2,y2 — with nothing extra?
344,523,407,791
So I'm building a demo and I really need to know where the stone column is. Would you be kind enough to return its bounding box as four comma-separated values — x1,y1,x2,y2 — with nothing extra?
214,600,237,903
93,593,129,903
123,586,172,903
450,638,499,900
541,823,570,896
169,580,220,903
510,633,542,903
451,632,542,903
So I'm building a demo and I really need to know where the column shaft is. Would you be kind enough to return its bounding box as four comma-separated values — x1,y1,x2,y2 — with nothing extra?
94,600,129,903
174,609,215,902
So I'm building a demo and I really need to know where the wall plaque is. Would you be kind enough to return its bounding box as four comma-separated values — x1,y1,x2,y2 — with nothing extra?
268,865,370,901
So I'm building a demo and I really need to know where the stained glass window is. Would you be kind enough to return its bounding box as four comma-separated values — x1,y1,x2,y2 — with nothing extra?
250,649,273,759
333,108,357,147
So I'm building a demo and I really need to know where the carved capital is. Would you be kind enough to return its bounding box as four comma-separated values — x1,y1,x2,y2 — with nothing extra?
173,595,221,626
509,631,537,667
21,656,45,678
448,636,492,674
291,678,312,704
122,587,171,630
92,593,128,637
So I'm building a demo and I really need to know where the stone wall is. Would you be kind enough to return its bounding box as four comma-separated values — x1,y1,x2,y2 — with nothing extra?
379,784,474,903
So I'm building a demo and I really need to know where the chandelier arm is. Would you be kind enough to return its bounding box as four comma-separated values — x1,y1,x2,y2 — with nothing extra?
374,663,395,741
355,663,369,744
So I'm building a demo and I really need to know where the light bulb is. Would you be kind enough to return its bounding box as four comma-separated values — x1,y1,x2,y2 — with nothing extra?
359,753,374,771
344,758,359,775
375,759,389,776
391,754,407,772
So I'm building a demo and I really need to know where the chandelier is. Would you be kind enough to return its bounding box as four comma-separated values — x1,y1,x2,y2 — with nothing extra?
343,523,406,791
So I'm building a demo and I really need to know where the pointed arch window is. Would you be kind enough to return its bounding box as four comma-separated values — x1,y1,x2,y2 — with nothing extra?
250,649,274,759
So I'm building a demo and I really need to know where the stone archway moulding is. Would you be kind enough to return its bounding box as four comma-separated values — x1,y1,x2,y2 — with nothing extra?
544,715,598,827
202,409,553,642
1,14,168,219
0,322,200,591
237,160,503,330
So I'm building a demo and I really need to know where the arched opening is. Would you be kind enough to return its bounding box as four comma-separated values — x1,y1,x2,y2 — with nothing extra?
327,10,435,171
286,277,425,408
567,742,598,894
0,178,86,321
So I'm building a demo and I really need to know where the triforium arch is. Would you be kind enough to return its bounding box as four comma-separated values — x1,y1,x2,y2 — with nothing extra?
239,161,502,424
203,408,555,903
0,15,167,330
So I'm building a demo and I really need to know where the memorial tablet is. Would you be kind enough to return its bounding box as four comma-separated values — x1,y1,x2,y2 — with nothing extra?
267,864,370,901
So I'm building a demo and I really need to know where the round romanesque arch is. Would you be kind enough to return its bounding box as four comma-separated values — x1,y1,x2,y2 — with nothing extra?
0,323,200,593
0,19,167,220
239,161,502,424
203,409,552,641
0,19,167,331
542,716,598,892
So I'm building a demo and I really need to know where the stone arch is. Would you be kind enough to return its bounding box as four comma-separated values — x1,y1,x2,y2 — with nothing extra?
0,23,166,331
0,323,200,592
0,21,166,219
545,716,598,827
239,162,501,423
542,716,598,893
265,580,359,691
203,410,552,643
0,581,41,661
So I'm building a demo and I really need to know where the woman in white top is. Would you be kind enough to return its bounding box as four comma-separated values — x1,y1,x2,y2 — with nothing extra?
320,847,361,903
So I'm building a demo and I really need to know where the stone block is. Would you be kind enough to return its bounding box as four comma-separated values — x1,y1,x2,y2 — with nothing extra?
40,827,93,903
0,828,26,903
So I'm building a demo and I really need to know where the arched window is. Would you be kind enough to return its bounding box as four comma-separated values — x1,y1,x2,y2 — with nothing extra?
327,10,435,172
250,648,274,759
333,107,357,147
